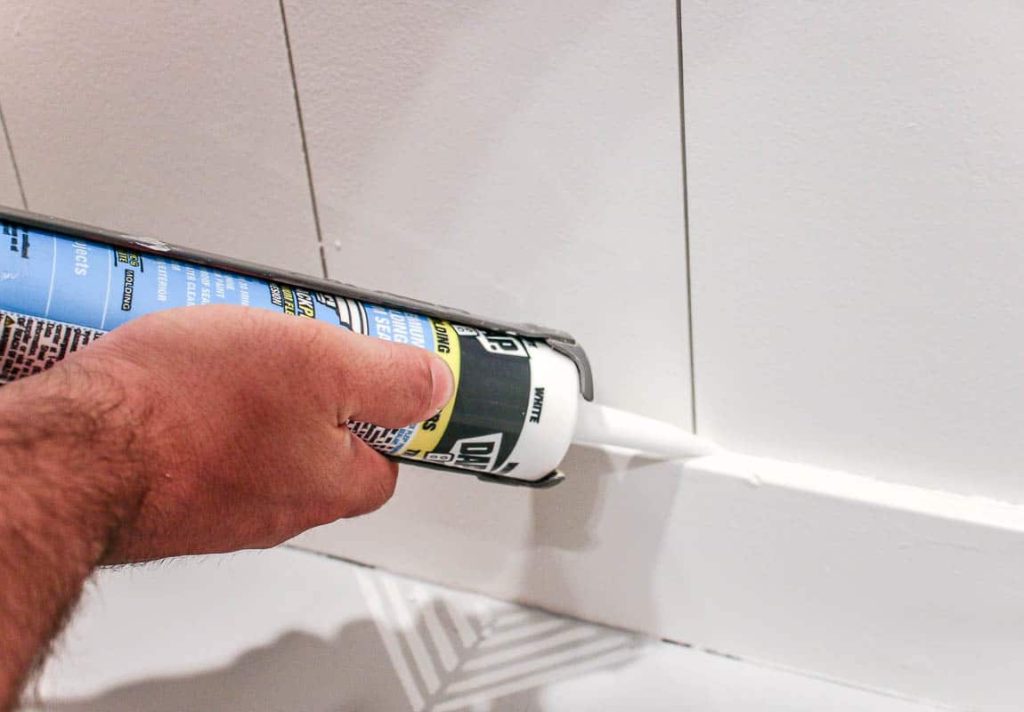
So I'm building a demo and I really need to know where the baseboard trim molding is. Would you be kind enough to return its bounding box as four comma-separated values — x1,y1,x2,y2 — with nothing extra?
292,446,1024,711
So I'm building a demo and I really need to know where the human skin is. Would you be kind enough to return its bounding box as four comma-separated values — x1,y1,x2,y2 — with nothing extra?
0,305,453,709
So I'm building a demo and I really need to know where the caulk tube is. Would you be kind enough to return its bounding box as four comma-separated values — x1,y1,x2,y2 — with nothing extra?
0,213,581,485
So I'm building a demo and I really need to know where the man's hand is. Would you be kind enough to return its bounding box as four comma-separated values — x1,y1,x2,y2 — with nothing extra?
77,305,453,562
0,305,453,708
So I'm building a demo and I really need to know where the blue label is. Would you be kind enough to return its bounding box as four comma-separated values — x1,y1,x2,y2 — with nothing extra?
0,221,439,456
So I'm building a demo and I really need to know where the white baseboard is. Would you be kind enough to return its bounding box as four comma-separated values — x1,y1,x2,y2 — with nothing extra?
292,446,1024,711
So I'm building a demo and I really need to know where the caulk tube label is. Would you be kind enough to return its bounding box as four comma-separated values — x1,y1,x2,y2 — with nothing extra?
0,219,577,481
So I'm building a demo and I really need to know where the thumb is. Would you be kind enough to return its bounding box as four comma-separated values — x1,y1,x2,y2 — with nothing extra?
323,327,455,428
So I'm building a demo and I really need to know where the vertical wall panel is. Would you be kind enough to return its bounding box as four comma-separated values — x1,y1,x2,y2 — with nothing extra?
0,1,320,273
286,0,698,646
284,0,692,427
683,1,1024,501
0,120,20,208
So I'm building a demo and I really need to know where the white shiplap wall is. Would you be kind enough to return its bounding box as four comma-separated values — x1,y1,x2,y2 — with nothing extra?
0,1,322,274
282,0,693,427
0,113,21,208
683,0,1024,503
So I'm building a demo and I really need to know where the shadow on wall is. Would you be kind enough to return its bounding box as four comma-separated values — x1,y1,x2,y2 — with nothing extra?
524,445,682,637
28,572,641,712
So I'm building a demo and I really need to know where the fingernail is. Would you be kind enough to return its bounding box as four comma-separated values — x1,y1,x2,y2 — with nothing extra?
429,356,455,412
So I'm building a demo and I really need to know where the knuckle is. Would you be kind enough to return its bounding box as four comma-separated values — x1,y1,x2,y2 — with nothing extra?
289,318,329,360
347,461,399,518
374,461,400,503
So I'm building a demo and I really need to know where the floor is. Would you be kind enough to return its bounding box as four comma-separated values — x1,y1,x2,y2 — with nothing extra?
25,548,942,712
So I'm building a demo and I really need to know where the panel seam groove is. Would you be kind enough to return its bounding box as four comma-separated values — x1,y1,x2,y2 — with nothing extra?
278,0,330,279
0,95,29,210
675,0,698,432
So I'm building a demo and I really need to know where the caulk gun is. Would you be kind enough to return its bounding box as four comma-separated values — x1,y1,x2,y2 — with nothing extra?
0,207,716,487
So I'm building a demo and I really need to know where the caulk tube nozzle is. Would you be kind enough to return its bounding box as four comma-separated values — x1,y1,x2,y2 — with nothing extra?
572,399,720,459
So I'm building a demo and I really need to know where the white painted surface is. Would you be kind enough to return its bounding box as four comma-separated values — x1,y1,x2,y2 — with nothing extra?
0,3,1018,710
0,1,321,274
283,0,692,427
0,118,20,208
295,450,1024,711
682,1,1024,502
31,548,938,712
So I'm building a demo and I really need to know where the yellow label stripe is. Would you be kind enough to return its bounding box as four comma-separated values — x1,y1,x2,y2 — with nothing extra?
400,319,460,457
